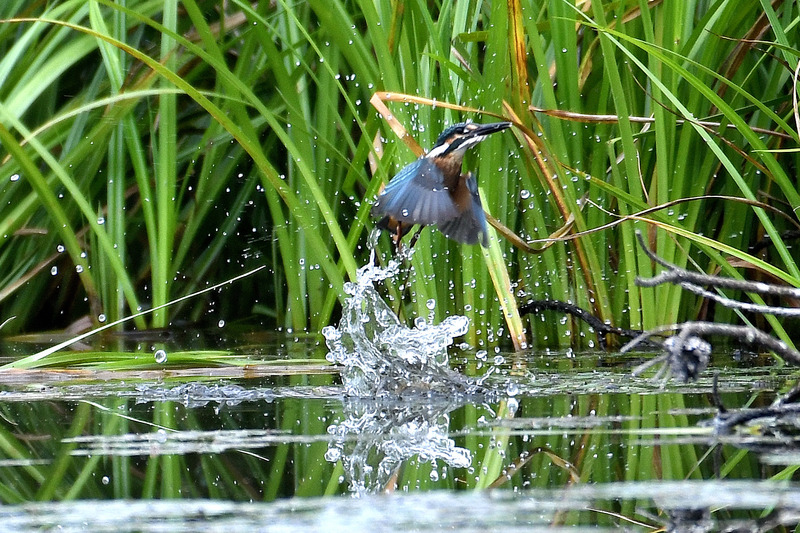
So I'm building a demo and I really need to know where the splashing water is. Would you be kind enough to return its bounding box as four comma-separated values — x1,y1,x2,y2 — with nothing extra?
322,249,484,398
322,242,489,494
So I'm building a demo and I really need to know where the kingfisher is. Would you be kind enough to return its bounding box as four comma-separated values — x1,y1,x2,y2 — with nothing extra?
371,121,512,247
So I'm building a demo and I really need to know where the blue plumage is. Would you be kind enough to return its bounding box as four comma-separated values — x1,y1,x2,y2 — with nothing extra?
373,158,460,226
438,173,488,246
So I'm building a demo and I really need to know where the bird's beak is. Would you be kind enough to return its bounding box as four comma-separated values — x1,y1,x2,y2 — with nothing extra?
468,121,512,140
450,121,512,152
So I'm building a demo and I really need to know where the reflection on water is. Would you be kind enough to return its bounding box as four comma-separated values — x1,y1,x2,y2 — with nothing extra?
0,353,798,529
3,481,800,532
133,382,276,408
65,428,334,457
1,249,799,528
325,399,471,496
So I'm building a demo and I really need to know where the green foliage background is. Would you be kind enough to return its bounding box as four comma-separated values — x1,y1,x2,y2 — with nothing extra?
1,0,799,350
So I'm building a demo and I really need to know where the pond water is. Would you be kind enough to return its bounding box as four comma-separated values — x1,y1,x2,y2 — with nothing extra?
0,341,798,531
1,258,799,531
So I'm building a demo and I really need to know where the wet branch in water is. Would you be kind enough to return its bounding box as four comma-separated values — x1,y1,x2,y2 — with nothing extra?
621,231,800,447
621,230,800,383
524,231,800,383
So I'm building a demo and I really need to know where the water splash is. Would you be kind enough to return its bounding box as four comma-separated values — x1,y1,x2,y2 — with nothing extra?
322,251,483,398
321,244,493,494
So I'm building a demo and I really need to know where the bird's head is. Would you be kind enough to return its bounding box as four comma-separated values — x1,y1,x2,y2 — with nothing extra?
425,121,512,160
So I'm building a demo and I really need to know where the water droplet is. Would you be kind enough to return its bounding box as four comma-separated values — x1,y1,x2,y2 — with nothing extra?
506,381,519,396
426,299,436,310
9,174,20,182
324,448,341,462
507,397,519,415
218,319,225,328
154,349,167,364
50,266,58,275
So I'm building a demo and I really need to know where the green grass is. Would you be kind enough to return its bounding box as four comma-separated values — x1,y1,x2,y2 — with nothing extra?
0,0,798,354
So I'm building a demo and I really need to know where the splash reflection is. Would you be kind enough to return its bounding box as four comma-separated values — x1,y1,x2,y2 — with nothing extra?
325,399,471,496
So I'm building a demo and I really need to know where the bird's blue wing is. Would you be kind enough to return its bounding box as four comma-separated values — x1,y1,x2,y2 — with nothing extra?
371,158,460,225
438,173,488,246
